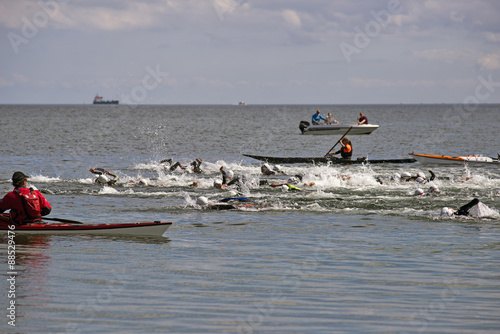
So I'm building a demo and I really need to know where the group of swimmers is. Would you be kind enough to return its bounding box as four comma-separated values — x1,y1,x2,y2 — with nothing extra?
86,159,492,217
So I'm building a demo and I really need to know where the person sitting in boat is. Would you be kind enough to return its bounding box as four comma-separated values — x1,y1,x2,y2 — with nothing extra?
357,112,368,125
191,158,203,174
160,158,187,172
312,110,326,125
90,167,119,186
0,171,52,225
327,137,353,160
325,113,339,125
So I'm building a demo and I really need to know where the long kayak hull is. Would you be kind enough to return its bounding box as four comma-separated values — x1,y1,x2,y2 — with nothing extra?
409,153,500,166
0,214,172,237
244,154,416,165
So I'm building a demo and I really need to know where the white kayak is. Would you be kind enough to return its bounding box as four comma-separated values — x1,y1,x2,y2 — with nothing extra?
409,153,500,166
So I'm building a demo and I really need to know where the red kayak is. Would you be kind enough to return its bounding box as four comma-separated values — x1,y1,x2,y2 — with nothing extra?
0,214,172,237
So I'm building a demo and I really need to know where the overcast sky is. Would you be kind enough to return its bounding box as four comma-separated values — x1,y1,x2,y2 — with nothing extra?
1,0,500,104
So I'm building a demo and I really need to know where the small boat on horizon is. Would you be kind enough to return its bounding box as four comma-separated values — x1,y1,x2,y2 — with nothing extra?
93,94,119,105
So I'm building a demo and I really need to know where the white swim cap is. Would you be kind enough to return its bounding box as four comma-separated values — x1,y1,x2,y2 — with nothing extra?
441,207,454,216
390,173,401,181
196,196,208,206
414,188,424,196
138,178,149,186
287,176,299,185
428,185,440,193
97,174,109,184
415,177,425,183
401,172,411,180
281,184,289,192
227,170,234,179
417,172,425,179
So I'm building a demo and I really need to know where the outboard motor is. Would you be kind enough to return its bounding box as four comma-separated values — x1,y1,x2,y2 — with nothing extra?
299,121,310,134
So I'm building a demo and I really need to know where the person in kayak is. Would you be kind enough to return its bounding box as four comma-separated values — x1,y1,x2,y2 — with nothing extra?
312,110,326,125
90,167,119,186
327,137,353,160
357,112,368,125
0,171,52,225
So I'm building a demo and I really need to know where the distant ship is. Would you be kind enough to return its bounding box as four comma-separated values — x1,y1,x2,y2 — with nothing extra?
238,101,246,105
93,94,119,105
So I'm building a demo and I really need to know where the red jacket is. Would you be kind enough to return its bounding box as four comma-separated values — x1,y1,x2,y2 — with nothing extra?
0,187,52,224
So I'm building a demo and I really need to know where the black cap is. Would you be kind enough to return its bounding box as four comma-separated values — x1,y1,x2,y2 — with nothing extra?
12,171,29,183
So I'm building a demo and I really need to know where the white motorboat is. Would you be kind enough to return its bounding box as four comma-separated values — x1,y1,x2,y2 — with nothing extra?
299,121,379,135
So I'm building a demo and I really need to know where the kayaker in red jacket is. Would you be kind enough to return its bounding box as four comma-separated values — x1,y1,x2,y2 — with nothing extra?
0,171,52,225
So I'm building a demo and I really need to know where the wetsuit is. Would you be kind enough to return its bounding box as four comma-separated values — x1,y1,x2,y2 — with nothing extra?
456,198,480,216
191,160,203,174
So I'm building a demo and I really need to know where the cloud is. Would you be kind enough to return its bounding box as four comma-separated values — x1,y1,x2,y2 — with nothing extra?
413,49,478,64
478,53,500,70
347,77,473,89
282,9,301,28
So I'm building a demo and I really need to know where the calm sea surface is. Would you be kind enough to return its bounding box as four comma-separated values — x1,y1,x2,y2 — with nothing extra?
1,104,500,333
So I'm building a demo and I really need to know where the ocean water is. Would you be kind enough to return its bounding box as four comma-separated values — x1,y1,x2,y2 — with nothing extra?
0,104,499,333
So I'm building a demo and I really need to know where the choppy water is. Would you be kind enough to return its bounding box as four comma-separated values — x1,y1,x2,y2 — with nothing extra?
1,104,500,333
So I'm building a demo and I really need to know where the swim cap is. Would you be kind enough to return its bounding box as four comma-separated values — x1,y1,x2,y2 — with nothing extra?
417,172,425,179
281,185,289,192
227,170,234,179
287,176,299,185
441,207,454,216
196,196,208,206
428,185,440,193
401,172,411,180
415,177,425,183
414,188,424,196
97,174,109,184
390,173,401,181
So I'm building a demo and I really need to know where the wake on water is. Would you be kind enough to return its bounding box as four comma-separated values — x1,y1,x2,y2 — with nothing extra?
18,159,500,221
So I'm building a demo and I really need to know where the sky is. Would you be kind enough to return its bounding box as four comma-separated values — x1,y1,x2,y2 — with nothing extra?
1,0,500,104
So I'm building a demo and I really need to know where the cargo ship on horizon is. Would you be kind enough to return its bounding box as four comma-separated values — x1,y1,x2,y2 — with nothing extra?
93,94,119,104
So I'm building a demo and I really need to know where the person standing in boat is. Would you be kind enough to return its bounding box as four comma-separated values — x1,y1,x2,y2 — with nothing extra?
325,113,339,125
312,110,326,125
327,137,353,160
357,112,368,125
0,171,52,225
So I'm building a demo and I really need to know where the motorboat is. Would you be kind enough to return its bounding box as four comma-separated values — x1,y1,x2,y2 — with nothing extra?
299,121,379,135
